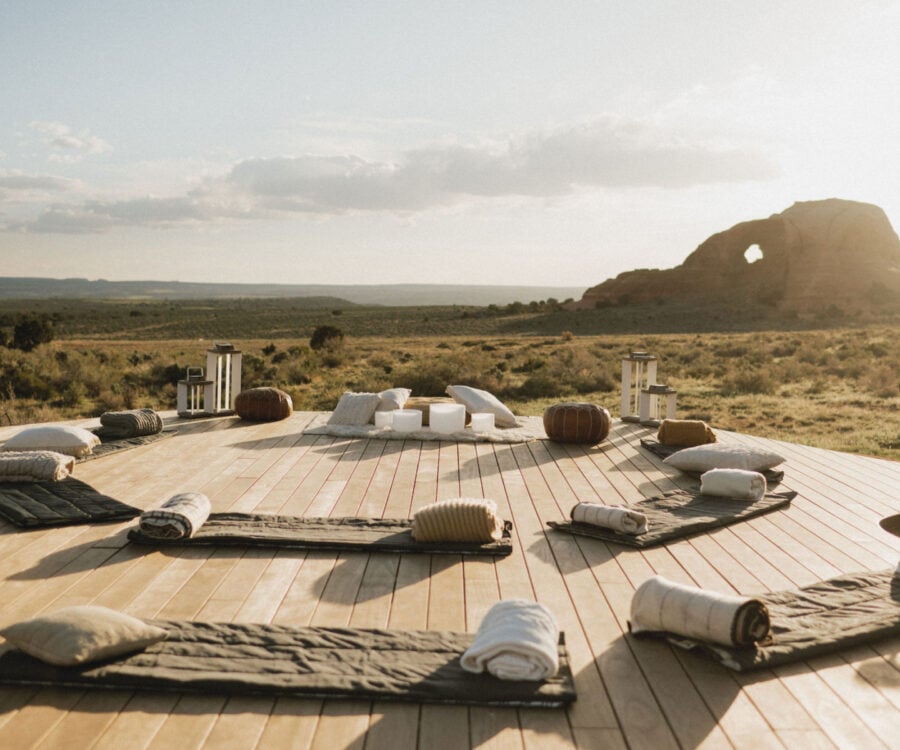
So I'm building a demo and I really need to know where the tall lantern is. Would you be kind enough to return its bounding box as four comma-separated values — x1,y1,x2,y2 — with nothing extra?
621,352,657,422
205,342,242,414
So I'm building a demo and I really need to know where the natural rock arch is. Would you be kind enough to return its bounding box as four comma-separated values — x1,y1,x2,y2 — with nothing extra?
569,199,900,313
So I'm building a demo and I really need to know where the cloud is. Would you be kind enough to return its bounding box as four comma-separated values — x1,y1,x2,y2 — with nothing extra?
0,170,76,206
29,121,112,162
5,195,218,234
228,117,778,212
6,116,778,232
0,172,71,192
5,206,114,234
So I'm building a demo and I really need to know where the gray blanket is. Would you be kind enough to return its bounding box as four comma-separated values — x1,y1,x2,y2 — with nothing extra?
0,620,576,707
547,488,796,548
81,430,175,463
128,513,514,556
632,569,900,671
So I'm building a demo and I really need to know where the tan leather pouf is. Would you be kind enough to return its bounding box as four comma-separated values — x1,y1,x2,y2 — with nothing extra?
543,402,611,445
235,387,294,422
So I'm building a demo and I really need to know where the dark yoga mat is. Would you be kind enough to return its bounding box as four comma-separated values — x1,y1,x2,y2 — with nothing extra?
639,439,785,484
79,430,176,463
0,478,140,528
128,513,514,556
0,620,576,708
547,488,796,548
632,569,900,671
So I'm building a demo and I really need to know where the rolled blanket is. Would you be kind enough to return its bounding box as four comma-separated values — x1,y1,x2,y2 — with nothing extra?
629,575,770,647
139,492,211,540
700,468,766,501
0,451,75,482
460,599,559,681
95,409,164,439
411,498,503,542
657,419,716,447
570,502,648,535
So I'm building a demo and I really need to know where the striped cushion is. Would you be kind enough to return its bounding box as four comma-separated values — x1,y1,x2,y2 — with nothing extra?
411,498,503,542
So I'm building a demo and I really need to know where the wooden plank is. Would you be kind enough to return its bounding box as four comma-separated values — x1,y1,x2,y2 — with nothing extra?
1,412,898,749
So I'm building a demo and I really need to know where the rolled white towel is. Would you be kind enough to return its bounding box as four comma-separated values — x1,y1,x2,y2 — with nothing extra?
699,468,766,501
460,599,559,681
0,451,75,482
629,575,771,647
570,502,648,535
139,492,211,539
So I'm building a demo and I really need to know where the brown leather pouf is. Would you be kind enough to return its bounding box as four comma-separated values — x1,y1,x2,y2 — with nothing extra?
543,402,611,445
235,387,294,422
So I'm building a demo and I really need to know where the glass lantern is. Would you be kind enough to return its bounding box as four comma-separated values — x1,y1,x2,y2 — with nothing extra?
621,352,658,422
639,384,677,427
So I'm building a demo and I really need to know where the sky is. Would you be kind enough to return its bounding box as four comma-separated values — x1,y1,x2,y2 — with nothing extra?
1,0,897,291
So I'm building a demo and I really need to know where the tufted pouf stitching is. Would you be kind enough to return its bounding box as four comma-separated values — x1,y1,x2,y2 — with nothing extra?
543,402,611,445
235,387,294,422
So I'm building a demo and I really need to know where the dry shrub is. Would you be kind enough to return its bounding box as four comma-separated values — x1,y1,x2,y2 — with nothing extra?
394,350,502,396
865,365,899,398
719,369,776,396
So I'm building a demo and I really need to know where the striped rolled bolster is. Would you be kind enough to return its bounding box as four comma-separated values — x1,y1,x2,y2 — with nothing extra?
570,502,647,535
139,492,211,540
411,498,503,542
98,409,164,438
0,451,76,482
629,575,771,647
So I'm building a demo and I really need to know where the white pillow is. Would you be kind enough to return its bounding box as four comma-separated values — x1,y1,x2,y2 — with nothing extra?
446,385,518,428
2,425,101,458
663,443,785,472
327,392,381,425
0,605,168,666
375,387,411,412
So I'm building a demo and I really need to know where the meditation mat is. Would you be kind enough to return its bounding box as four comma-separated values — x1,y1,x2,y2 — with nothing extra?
547,488,797,548
631,569,900,671
79,430,176,463
0,620,576,707
0,478,140,528
128,513,515,556
639,439,785,483
302,414,547,444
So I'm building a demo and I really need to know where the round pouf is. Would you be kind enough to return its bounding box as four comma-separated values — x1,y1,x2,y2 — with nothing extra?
543,402,611,445
235,387,294,422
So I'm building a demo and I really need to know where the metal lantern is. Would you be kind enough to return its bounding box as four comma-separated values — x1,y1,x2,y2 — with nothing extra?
639,384,677,427
175,343,242,418
621,352,658,422
206,342,242,414
176,366,213,417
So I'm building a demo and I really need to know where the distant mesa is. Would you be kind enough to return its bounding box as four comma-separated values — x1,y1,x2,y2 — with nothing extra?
568,198,900,313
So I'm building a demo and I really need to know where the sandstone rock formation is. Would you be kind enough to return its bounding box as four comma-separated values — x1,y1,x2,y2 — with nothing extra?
569,199,900,313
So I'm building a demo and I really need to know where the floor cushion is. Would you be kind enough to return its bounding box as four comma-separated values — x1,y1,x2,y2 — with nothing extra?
235,387,293,422
543,402,611,445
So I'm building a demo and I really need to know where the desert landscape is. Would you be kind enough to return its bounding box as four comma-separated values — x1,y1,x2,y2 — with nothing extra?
2,199,898,460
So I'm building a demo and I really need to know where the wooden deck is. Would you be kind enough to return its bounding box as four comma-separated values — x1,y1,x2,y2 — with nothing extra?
0,411,898,750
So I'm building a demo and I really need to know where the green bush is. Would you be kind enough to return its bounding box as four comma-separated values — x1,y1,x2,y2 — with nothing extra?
310,325,344,350
12,315,54,352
